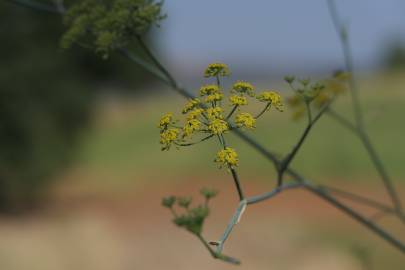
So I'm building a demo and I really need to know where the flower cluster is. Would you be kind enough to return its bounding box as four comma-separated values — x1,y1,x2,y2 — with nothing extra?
286,72,349,120
162,188,218,235
235,113,256,129
256,91,284,112
158,63,283,169
215,147,239,168
204,63,230,78
61,0,166,58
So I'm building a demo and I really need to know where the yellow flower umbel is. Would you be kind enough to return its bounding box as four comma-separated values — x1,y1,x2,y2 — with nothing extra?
199,85,224,103
206,107,223,119
160,128,179,150
158,63,285,172
235,112,256,129
204,63,230,78
186,108,204,120
229,95,248,106
205,92,224,103
182,98,201,114
232,81,255,97
215,147,238,168
256,91,284,112
208,118,229,134
183,119,201,138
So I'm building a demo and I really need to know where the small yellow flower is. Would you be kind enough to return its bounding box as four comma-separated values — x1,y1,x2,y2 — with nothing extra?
256,91,284,112
200,84,221,96
183,119,201,137
208,118,229,134
204,63,230,78
215,147,239,168
235,112,256,129
160,128,179,150
182,98,201,114
324,79,347,95
205,93,223,103
287,95,305,120
186,108,204,120
206,107,223,119
229,95,248,106
159,113,174,129
232,81,255,97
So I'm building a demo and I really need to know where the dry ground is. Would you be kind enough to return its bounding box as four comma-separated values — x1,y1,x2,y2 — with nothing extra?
0,177,403,270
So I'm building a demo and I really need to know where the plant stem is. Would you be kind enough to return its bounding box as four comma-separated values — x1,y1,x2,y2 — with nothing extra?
196,234,241,265
215,200,247,253
319,185,397,213
219,134,245,201
246,182,302,204
230,167,244,201
302,181,405,252
326,0,403,216
226,105,238,120
277,102,329,186
254,103,271,119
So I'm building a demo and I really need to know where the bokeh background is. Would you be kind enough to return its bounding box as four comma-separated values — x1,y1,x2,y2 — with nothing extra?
0,0,404,269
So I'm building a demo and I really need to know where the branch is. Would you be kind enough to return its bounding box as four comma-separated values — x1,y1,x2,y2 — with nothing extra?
277,101,331,186
326,0,403,216
196,234,241,265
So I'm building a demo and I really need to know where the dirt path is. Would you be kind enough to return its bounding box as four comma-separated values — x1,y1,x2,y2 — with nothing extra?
0,179,403,270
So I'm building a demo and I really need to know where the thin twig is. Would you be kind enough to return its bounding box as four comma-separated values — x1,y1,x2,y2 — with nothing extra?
326,0,403,216
219,134,245,201
196,234,241,265
254,103,271,119
174,134,214,146
319,185,396,213
301,180,405,252
247,182,303,205
277,102,331,186
226,105,238,120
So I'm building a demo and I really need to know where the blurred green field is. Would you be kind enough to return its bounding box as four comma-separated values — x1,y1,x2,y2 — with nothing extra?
71,71,405,190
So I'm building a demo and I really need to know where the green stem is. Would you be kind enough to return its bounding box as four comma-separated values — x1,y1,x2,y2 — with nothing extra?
219,134,245,201
225,105,238,120
174,134,214,146
229,167,244,201
277,102,328,186
254,103,271,119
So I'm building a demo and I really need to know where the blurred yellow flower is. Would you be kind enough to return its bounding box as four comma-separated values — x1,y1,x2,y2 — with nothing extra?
160,128,179,150
256,91,284,112
229,95,248,106
232,81,255,97
204,63,230,78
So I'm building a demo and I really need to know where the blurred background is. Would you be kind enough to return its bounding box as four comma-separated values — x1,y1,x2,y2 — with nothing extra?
0,0,404,269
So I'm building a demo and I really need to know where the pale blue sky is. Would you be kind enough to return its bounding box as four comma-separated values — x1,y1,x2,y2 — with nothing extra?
155,0,405,79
